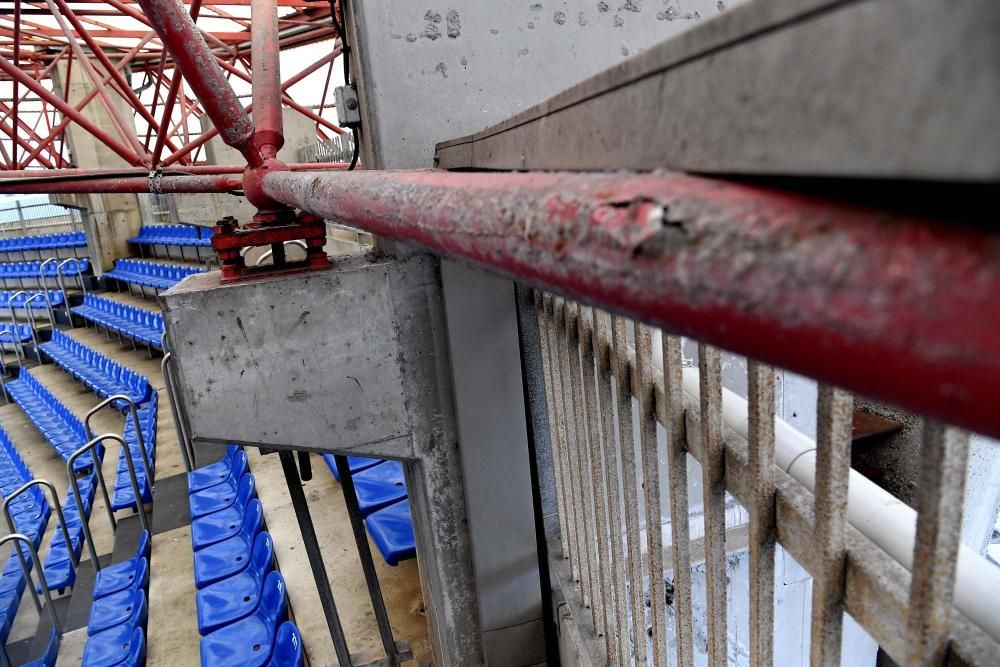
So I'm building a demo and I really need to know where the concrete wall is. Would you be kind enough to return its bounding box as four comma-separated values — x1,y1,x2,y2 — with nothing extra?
50,62,143,271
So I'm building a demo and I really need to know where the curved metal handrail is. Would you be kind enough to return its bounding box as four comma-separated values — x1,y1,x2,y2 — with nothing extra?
5,290,39,363
66,433,149,573
0,329,23,368
160,340,194,472
0,533,61,667
84,395,153,487
37,259,60,326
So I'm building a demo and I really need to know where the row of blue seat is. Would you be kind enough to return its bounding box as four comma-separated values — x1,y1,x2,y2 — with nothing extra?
40,474,98,594
188,446,303,666
81,529,151,666
40,330,152,406
0,323,33,346
323,456,416,566
106,259,203,291
0,424,49,645
0,232,86,253
72,295,164,349
5,369,101,473
129,225,213,248
0,290,65,309
111,392,158,512
0,259,89,280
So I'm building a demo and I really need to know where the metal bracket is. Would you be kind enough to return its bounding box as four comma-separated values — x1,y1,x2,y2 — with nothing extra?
334,85,362,128
210,210,332,282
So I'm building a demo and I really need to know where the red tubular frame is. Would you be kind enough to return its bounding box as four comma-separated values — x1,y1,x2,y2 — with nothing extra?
133,0,256,163
263,169,1000,440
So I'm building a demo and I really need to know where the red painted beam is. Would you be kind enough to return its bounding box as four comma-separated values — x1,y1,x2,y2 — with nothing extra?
0,173,241,193
134,0,256,164
264,169,1000,439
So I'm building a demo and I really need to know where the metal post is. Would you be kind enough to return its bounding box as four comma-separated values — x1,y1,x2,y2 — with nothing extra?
334,455,410,666
277,450,353,667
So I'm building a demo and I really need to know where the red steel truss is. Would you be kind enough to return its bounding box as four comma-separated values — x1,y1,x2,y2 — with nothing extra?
0,0,340,177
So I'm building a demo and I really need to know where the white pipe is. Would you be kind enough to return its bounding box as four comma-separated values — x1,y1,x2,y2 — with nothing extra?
678,367,1000,641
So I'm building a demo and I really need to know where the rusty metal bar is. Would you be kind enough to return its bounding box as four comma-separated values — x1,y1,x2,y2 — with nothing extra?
661,333,694,667
250,0,282,160
811,385,853,665
133,0,255,163
635,323,667,666
263,169,1000,440
567,302,600,630
610,314,645,662
538,294,570,560
560,302,591,607
698,344,727,666
0,174,242,194
552,298,581,583
578,305,614,660
747,360,776,667
906,423,970,664
593,308,630,664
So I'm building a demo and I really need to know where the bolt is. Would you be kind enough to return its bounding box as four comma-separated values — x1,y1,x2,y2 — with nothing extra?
345,97,359,110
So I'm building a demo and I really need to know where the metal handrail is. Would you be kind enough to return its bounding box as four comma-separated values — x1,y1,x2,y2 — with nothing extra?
56,258,84,327
6,289,40,362
57,257,87,296
36,259,60,326
1,479,78,615
0,533,61,667
24,292,54,331
161,336,193,472
84,395,153,488
66,433,150,572
0,329,22,368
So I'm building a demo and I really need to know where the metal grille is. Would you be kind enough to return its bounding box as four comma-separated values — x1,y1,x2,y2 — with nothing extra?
0,199,83,236
534,292,1000,666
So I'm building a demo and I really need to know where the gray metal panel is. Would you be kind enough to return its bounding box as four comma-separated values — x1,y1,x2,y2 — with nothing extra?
435,0,1000,181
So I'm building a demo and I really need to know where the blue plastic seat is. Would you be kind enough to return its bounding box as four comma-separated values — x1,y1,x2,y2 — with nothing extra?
268,622,303,667
365,498,417,566
87,587,147,635
323,454,382,481
191,480,257,551
352,461,408,517
193,500,264,589
188,445,241,493
81,624,145,667
92,531,150,600
188,455,249,518
200,571,288,667
196,531,274,634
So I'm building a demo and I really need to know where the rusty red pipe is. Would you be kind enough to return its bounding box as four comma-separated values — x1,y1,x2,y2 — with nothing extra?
242,0,284,209
134,0,255,164
264,169,1000,440
0,163,348,178
0,174,241,194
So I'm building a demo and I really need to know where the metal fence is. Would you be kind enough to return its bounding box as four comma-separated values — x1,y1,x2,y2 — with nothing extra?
0,199,84,237
534,293,1000,667
298,134,355,164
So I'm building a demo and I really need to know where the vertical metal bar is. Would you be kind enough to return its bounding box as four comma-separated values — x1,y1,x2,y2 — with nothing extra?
561,302,592,610
810,385,853,666
594,308,630,664
747,361,776,667
635,323,667,666
610,314,646,663
662,333,694,667
579,306,615,662
698,344,727,666
250,0,283,160
906,422,970,665
333,455,406,666
567,302,600,630
537,293,571,560
277,450,353,667
553,297,582,584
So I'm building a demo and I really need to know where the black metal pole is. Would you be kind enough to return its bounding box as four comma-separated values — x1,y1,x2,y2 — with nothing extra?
278,450,353,667
334,454,408,666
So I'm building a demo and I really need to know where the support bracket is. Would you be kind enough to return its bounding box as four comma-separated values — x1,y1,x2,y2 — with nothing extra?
210,210,332,282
